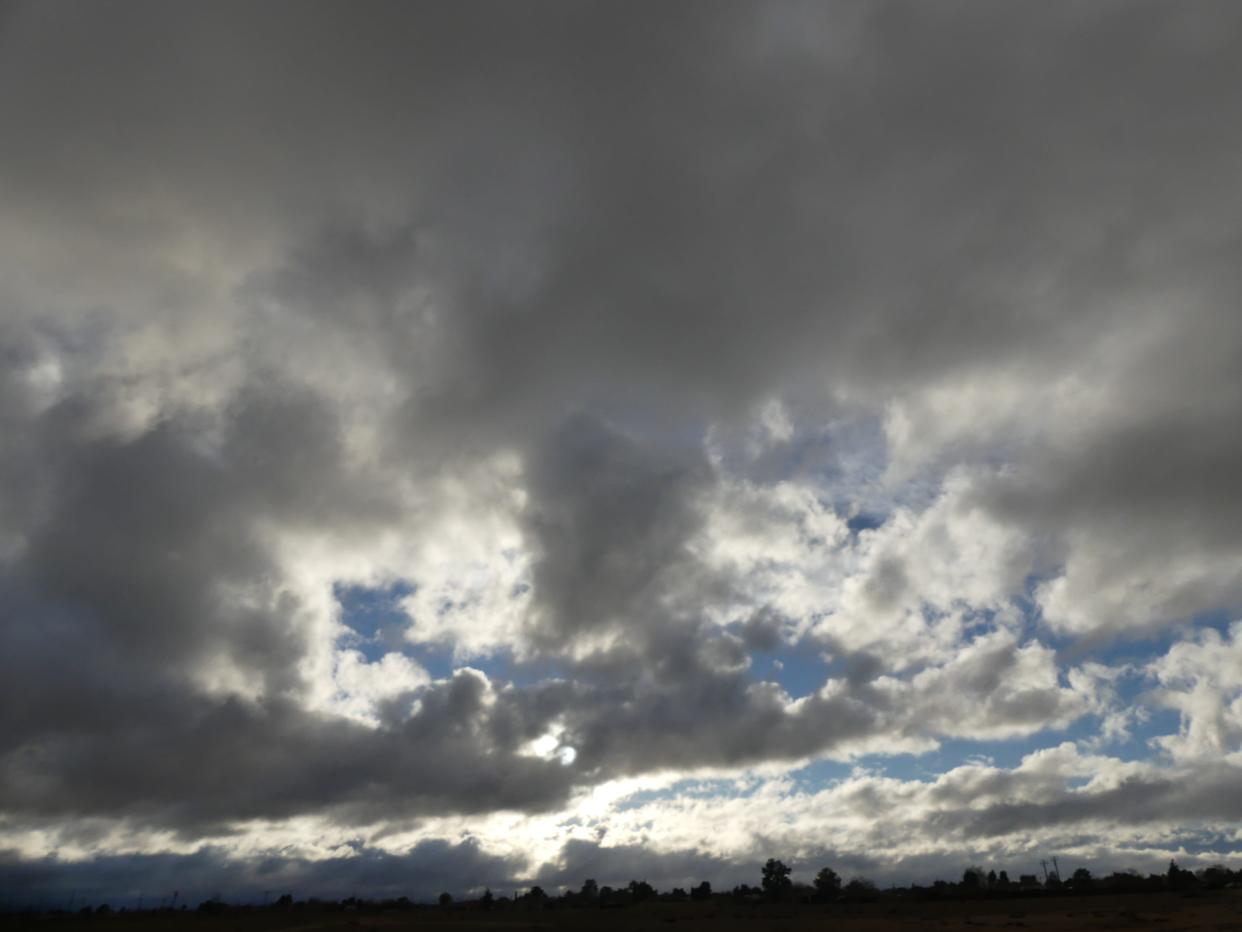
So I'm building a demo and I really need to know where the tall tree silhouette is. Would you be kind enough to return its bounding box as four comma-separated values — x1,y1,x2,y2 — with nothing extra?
814,867,841,900
761,859,793,898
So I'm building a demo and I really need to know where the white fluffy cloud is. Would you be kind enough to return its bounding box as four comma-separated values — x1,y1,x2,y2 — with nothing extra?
1149,623,1242,762
812,471,1034,669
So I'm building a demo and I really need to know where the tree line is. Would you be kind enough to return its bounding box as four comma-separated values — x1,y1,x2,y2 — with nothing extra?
13,857,1239,917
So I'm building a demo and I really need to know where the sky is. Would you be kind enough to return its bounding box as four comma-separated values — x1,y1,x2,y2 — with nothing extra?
3,0,1242,907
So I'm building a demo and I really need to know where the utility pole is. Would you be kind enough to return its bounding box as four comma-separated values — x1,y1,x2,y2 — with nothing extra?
1040,860,1049,884
1051,856,1061,883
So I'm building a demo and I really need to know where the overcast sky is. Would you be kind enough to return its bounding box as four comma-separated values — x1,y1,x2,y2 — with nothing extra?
4,0,1242,906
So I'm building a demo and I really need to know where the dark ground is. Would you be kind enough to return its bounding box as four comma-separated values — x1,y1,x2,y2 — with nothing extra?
6,892,1242,932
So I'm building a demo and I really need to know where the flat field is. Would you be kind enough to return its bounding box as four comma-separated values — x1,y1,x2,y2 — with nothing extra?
7,892,1242,932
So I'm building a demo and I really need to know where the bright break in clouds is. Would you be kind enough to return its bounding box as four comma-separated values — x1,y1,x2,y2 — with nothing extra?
3,0,1242,903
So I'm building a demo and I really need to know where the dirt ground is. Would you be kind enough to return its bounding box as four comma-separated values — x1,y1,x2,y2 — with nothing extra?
7,892,1242,932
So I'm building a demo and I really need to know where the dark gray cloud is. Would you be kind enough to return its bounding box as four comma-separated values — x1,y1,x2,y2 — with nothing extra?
521,414,715,647
0,670,576,830
936,764,1242,841
0,838,522,908
0,384,575,825
10,0,1240,422
0,377,367,694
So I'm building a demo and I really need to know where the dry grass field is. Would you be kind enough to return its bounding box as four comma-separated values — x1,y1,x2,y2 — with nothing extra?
7,892,1242,932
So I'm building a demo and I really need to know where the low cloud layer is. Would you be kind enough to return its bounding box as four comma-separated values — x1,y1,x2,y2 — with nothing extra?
3,0,1242,899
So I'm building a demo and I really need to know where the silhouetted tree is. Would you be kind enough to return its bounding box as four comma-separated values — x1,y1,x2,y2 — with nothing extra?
691,881,712,901
814,867,841,900
1167,860,1197,891
961,866,986,889
627,880,656,902
275,894,293,908
1200,865,1232,889
523,885,548,908
761,858,793,898
438,892,452,907
580,879,598,900
480,889,494,908
997,870,1011,888
986,869,997,888
843,877,877,901
1070,868,1093,890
